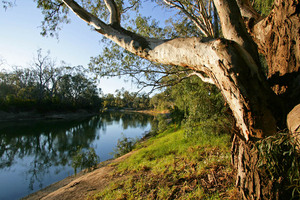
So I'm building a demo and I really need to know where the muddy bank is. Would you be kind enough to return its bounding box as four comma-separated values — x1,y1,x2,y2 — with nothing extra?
128,109,170,115
0,110,99,121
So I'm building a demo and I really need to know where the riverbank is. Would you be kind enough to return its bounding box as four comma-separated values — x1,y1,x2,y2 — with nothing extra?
132,109,170,115
101,108,169,116
22,153,134,200
23,126,241,199
0,110,99,121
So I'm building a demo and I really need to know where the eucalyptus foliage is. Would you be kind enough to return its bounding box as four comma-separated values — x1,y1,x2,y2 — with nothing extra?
256,132,300,198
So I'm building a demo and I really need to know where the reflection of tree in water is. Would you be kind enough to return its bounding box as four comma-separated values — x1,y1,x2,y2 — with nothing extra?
100,112,152,130
0,115,101,190
0,112,154,190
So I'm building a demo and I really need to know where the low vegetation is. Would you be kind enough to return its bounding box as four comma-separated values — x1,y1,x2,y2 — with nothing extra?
91,124,240,199
112,133,139,158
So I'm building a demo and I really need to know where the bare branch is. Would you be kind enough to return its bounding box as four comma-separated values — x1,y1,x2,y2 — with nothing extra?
122,2,138,13
236,0,262,23
188,71,215,84
198,0,214,37
163,0,211,37
103,0,120,26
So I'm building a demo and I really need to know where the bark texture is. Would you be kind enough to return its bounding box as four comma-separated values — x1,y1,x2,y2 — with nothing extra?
232,136,293,200
251,0,300,109
235,1,300,198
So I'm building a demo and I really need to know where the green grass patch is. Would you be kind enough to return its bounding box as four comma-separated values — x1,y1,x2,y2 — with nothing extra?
91,125,240,200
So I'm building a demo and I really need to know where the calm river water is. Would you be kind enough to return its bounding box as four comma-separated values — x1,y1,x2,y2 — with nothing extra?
0,112,154,200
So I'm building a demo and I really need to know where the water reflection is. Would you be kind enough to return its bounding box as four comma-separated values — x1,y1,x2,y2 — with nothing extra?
0,112,153,200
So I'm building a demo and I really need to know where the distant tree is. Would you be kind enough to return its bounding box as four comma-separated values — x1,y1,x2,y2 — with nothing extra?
0,50,101,111
150,92,172,111
102,93,115,109
30,49,57,102
56,73,100,108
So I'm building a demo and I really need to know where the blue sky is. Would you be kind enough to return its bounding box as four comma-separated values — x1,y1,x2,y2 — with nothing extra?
0,1,170,94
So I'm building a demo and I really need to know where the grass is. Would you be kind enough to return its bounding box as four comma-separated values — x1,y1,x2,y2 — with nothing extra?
90,125,240,199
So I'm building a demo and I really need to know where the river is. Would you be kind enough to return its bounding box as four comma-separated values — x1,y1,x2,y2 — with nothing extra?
0,112,154,200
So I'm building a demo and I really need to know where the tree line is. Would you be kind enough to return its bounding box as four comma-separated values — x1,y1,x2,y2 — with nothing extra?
0,49,154,112
0,49,101,112
101,88,150,110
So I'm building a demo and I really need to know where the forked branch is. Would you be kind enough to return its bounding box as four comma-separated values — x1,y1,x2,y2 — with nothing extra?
103,0,120,26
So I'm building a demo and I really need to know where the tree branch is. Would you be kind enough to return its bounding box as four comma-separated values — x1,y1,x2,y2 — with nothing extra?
103,0,120,26
213,0,260,66
188,71,215,84
163,0,211,37
62,0,107,33
236,0,262,23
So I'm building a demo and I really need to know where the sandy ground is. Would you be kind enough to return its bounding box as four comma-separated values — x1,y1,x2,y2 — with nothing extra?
22,152,133,200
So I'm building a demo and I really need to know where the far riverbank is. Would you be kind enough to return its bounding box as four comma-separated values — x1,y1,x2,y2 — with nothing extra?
0,110,99,122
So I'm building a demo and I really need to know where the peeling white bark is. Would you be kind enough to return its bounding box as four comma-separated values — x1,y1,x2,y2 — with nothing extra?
188,72,215,85
213,0,260,64
104,0,120,25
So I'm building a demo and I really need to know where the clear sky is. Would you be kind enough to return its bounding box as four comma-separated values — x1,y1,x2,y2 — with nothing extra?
0,1,169,94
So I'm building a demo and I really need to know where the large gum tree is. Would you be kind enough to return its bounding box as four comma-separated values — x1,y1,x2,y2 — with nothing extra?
4,0,299,199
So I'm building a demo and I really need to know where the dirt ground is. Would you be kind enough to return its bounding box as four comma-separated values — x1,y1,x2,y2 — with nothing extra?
22,153,133,200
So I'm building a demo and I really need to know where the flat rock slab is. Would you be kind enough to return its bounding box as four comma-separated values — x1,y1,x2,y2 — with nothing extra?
287,104,300,150
287,104,300,133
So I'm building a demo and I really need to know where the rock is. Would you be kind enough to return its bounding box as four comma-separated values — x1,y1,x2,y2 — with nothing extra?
287,104,300,149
